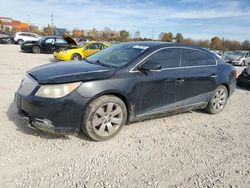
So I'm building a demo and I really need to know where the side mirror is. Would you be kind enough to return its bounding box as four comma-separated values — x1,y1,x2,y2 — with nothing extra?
138,61,162,72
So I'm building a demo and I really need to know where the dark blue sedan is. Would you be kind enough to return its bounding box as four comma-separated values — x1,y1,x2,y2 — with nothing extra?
15,42,237,141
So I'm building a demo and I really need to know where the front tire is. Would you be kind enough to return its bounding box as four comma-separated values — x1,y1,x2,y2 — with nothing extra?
32,46,41,54
82,95,127,141
71,54,82,60
205,85,228,114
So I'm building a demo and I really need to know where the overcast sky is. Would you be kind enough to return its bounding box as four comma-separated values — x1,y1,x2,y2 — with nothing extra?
0,0,249,41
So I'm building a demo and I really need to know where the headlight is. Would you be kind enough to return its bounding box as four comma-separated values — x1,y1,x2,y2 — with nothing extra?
35,82,81,98
237,57,243,61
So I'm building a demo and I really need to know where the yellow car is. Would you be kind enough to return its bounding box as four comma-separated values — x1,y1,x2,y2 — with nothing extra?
54,40,110,61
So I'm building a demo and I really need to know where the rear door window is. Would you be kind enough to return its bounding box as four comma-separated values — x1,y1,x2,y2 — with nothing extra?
146,48,181,68
182,49,216,67
88,43,102,50
45,38,54,44
56,38,67,44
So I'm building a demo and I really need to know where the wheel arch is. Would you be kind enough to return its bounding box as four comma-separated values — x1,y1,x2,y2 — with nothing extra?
221,83,230,96
71,53,82,60
85,91,133,123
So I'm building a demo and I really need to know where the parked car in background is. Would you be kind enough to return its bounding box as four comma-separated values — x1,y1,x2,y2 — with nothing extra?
237,63,250,88
210,50,222,59
224,51,250,66
53,41,110,61
15,42,237,141
14,32,41,45
0,33,11,44
221,51,233,60
20,36,75,54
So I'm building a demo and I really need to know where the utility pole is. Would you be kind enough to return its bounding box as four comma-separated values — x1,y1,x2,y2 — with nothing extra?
51,12,54,35
151,28,154,41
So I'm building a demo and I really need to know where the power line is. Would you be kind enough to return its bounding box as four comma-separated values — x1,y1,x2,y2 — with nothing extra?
151,28,154,40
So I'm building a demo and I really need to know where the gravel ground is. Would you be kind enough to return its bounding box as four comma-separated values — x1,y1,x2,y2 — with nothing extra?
0,44,249,188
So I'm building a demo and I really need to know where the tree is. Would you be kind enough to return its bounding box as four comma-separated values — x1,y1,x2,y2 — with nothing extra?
175,33,184,43
134,31,141,39
183,38,194,45
88,28,99,40
159,32,173,42
119,30,130,41
242,40,250,50
195,40,210,48
211,36,222,50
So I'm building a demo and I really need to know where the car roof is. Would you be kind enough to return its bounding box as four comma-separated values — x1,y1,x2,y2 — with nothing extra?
121,41,211,53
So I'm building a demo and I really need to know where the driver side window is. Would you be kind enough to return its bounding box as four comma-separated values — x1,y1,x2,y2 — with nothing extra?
87,43,102,50
145,48,181,69
45,38,54,44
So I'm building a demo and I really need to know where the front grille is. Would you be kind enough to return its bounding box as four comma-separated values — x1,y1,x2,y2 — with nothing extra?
18,75,37,96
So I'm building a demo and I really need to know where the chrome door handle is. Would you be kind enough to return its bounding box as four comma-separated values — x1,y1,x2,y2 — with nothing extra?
210,74,218,78
176,78,184,83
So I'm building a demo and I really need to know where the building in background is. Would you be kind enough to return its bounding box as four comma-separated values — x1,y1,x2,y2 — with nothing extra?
29,25,39,32
0,16,30,32
72,28,83,38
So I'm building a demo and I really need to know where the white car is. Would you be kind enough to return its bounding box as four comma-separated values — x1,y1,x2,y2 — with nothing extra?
14,32,41,45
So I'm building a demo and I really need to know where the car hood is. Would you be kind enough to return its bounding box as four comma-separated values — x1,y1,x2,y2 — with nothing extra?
28,61,116,84
63,34,77,46
0,34,10,39
226,54,242,61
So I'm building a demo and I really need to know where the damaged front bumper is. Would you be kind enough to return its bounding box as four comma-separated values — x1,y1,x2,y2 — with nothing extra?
16,109,79,135
14,91,89,135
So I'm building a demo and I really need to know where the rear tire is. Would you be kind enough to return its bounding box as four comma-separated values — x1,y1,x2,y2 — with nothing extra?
32,46,41,54
71,54,82,61
82,95,127,141
17,39,24,45
205,85,228,114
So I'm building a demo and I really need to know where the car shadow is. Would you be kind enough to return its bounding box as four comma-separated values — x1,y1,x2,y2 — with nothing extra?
49,58,60,63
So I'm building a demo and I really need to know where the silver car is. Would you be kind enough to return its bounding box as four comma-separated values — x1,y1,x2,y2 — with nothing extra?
224,51,250,66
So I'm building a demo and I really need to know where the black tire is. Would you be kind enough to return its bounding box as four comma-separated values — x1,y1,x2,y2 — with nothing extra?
17,39,24,45
243,60,246,66
205,85,228,114
82,95,127,141
32,46,41,54
71,54,82,60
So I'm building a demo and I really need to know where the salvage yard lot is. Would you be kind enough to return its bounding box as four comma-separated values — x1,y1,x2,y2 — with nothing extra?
0,44,249,187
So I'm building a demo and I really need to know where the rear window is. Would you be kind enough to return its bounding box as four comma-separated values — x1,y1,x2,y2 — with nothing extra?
182,49,216,67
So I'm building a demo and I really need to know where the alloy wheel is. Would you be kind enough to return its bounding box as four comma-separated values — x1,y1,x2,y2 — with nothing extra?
211,88,227,111
33,46,40,54
92,102,123,137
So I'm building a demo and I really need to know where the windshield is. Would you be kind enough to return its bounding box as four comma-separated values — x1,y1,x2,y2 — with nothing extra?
86,43,149,67
233,51,245,56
